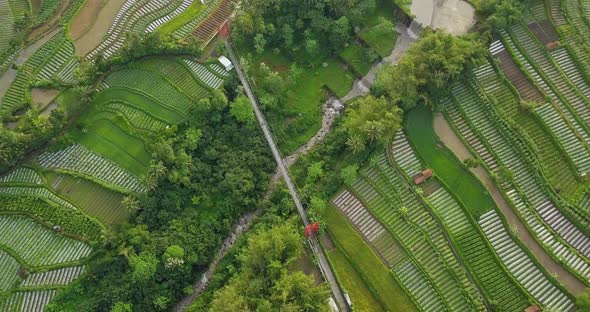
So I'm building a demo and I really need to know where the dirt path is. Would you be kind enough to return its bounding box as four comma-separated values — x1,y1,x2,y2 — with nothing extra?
270,23,418,185
73,0,126,56
433,113,587,296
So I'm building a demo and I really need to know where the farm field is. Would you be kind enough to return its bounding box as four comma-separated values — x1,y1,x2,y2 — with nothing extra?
6,0,590,310
323,204,415,311
48,173,128,225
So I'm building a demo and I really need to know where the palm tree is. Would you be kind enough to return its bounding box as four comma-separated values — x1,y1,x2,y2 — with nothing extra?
122,195,140,213
346,134,365,154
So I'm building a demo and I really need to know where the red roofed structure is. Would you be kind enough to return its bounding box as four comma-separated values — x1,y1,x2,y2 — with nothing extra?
413,169,433,185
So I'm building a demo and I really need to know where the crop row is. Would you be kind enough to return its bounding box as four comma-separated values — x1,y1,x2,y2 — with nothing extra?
39,144,146,193
352,152,485,311
0,289,57,312
0,167,41,185
183,59,225,89
502,26,590,151
145,0,194,32
22,266,85,287
0,249,20,292
103,102,168,132
135,58,213,99
87,0,186,59
391,132,423,177
393,132,528,311
0,215,92,267
172,0,220,38
332,189,405,267
479,210,574,311
105,68,196,115
0,186,76,210
444,75,590,281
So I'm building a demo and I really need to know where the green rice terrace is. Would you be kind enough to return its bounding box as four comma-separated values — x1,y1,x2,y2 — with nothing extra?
5,0,590,310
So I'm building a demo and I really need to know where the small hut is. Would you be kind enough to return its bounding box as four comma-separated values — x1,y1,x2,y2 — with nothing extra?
413,169,433,185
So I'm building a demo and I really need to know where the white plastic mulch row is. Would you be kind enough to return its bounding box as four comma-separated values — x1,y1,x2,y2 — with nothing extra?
208,63,229,77
145,0,194,32
0,249,20,292
0,215,92,267
0,167,41,185
479,210,574,311
38,144,146,193
391,131,422,177
0,289,57,312
183,59,224,88
22,266,85,287
393,259,445,312
448,70,590,281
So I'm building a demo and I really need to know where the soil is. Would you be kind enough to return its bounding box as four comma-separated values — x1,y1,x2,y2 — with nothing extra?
70,0,105,40
27,0,69,41
433,112,587,295
295,251,325,285
73,0,126,56
411,0,434,27
495,50,544,102
31,0,41,13
431,0,475,36
31,88,60,110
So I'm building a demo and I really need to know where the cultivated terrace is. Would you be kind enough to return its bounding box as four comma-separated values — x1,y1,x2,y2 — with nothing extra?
3,0,590,311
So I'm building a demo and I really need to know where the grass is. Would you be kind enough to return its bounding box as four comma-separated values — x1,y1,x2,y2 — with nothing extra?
78,118,150,177
157,1,206,36
360,25,398,58
405,105,495,218
339,43,374,77
324,205,416,312
245,48,354,154
47,173,128,225
328,249,384,312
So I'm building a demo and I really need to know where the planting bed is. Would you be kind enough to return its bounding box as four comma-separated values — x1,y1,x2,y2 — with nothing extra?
0,215,92,267
443,75,590,283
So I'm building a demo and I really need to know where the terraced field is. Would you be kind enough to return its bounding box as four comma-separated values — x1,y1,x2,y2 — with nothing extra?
0,215,92,266
0,31,78,114
393,129,533,311
443,77,590,282
339,151,487,311
49,174,128,225
85,0,221,59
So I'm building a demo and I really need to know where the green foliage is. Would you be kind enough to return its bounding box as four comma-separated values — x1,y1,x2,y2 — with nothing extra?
577,288,590,312
0,109,66,173
229,95,255,127
359,17,397,58
478,0,523,30
234,0,374,57
341,164,359,186
110,302,132,312
0,195,103,241
375,30,485,110
343,95,402,151
208,222,329,311
49,88,275,311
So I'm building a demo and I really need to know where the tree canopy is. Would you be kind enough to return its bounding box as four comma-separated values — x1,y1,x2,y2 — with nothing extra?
374,29,485,110
342,95,402,151
208,222,329,311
